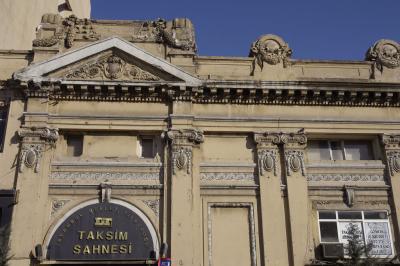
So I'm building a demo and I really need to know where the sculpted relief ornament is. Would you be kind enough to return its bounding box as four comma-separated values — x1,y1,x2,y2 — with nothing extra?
33,14,100,48
250,34,292,75
65,55,160,81
366,39,400,73
382,134,400,176
33,15,196,52
18,127,59,173
164,129,204,175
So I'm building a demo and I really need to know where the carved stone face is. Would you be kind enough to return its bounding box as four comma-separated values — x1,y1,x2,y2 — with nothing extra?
260,40,282,65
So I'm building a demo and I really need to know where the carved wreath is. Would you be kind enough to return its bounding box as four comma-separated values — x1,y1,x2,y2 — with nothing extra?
366,39,400,72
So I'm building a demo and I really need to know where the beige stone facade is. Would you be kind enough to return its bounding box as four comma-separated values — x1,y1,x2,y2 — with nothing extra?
1,13,400,266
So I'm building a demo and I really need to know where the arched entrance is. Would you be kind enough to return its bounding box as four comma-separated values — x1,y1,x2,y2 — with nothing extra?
45,199,159,265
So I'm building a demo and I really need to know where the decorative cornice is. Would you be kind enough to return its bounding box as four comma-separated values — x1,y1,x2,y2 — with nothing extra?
17,80,400,107
18,127,59,144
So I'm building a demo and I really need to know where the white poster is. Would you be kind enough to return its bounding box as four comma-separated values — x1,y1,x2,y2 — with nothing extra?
338,222,364,255
364,222,392,256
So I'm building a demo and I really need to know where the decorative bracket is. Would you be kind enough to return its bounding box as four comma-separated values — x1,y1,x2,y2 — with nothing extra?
343,186,355,207
100,182,112,203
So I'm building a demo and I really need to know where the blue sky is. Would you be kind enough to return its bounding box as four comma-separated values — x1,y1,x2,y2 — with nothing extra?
92,0,400,60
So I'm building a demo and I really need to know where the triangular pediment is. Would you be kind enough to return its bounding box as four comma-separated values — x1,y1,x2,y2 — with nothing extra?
13,37,202,87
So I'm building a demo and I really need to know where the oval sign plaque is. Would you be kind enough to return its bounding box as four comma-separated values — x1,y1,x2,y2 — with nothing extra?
47,202,158,261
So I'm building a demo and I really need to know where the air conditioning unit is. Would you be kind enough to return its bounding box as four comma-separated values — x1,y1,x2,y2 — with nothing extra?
321,243,344,259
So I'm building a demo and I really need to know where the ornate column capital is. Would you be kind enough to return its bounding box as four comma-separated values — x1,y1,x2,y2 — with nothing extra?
164,129,204,175
19,127,59,144
18,127,59,173
254,131,307,177
254,132,280,177
382,134,400,150
164,129,204,146
254,131,307,148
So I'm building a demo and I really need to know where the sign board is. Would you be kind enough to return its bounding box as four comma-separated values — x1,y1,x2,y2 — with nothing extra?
47,202,157,261
364,222,392,256
159,258,172,266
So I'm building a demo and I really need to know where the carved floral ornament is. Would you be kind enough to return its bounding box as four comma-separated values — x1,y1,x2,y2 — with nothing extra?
250,34,292,75
366,39,400,72
65,55,160,81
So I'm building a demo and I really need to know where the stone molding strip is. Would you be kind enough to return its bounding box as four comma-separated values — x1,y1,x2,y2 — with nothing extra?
307,173,385,182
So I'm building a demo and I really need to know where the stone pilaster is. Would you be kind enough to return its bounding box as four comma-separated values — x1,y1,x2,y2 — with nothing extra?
165,129,203,266
382,134,400,253
254,132,289,265
9,127,58,263
281,132,311,266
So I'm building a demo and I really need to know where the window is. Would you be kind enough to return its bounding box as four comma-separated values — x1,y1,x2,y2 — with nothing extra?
66,135,83,157
0,103,8,153
318,211,393,257
308,140,374,161
138,137,154,158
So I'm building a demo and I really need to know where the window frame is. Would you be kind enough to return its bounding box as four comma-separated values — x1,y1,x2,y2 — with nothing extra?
318,210,394,258
308,139,375,161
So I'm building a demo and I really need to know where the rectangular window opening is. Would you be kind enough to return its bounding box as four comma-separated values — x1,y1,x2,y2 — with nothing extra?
66,135,83,157
308,139,374,161
140,137,154,158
